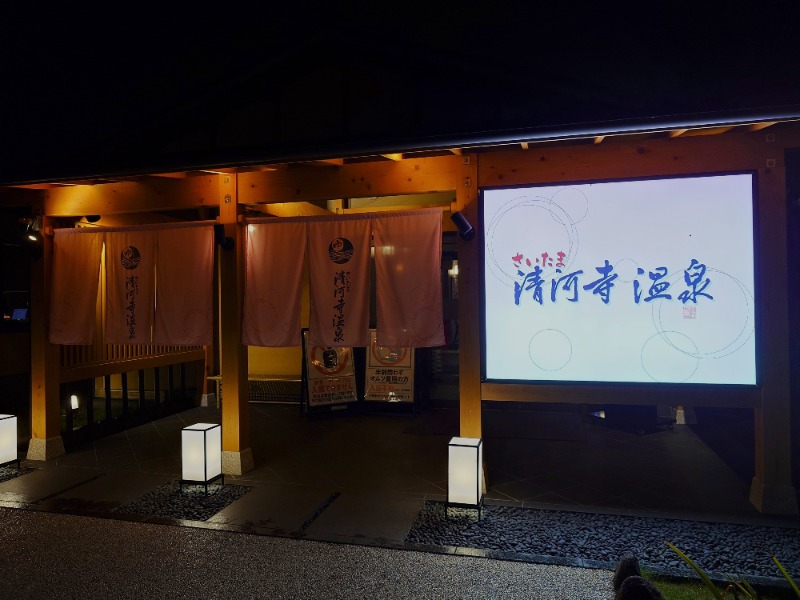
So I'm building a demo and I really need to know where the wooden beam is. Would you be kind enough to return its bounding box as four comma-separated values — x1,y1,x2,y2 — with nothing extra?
680,126,734,137
238,155,460,204
747,121,777,132
248,202,332,217
74,212,185,227
149,172,189,179
309,158,345,167
340,202,450,215
481,382,760,408
478,128,772,188
43,174,220,216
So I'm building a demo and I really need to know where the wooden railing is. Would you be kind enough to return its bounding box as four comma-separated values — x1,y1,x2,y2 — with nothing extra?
61,341,203,369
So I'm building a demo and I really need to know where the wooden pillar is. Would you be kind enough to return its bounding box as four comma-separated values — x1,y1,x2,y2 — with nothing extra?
456,155,481,438
200,242,221,407
749,161,798,514
217,175,253,475
27,212,65,460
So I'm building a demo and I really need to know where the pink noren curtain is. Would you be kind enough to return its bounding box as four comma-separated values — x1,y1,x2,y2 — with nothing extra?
308,216,371,347
243,221,307,347
153,226,214,345
105,230,156,344
373,209,445,348
49,230,103,345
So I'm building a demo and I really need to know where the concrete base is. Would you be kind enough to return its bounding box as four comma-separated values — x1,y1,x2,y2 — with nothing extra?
26,436,65,461
222,448,255,475
200,393,216,408
749,477,799,515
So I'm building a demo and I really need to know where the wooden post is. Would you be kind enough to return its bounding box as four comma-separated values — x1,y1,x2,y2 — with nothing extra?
456,155,481,439
200,243,221,407
217,175,254,475
27,212,65,460
749,161,798,514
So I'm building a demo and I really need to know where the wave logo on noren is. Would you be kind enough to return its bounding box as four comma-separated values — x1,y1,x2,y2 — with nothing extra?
328,238,354,264
121,246,141,270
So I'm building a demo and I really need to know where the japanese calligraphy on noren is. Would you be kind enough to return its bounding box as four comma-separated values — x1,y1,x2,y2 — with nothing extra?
121,245,141,340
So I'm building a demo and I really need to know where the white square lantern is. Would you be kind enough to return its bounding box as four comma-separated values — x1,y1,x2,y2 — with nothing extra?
447,436,483,514
181,423,223,493
0,414,19,468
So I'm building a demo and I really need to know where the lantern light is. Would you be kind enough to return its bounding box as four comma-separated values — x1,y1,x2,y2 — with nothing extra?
447,436,483,518
180,423,223,494
0,415,19,470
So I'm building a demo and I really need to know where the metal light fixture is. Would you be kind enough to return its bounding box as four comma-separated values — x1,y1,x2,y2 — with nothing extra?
447,436,483,517
181,423,223,494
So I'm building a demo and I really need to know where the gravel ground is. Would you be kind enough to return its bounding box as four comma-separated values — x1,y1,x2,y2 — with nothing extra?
113,480,253,521
405,501,800,587
0,507,615,600
0,464,32,484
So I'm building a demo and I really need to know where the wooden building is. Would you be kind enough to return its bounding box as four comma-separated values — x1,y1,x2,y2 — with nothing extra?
2,34,799,514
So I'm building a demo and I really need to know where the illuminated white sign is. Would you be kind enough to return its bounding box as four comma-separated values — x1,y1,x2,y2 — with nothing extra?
482,173,756,385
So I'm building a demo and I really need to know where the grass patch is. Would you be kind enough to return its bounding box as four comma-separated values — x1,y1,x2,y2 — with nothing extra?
643,570,796,600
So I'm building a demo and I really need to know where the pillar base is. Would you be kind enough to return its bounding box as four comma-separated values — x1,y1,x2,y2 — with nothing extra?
222,448,254,475
749,477,799,515
26,436,65,461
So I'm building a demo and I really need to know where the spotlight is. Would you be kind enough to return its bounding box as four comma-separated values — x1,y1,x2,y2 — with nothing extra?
450,211,475,241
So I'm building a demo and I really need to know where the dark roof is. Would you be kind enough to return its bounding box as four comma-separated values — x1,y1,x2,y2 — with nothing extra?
3,7,800,184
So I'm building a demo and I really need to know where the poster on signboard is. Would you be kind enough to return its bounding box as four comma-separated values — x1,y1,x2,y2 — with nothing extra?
303,330,358,408
364,329,415,402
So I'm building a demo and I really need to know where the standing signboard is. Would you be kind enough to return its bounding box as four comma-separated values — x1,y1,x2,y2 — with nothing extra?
301,329,358,413
364,329,415,403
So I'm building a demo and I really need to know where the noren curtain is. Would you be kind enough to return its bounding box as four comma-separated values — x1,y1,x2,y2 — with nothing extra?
49,229,103,345
307,215,371,348
243,221,307,347
153,225,214,345
373,209,445,347
105,230,157,344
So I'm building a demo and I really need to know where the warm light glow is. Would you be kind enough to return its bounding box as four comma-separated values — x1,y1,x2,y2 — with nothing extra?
448,261,459,278
182,423,222,483
448,437,483,506
0,415,17,464
70,395,79,410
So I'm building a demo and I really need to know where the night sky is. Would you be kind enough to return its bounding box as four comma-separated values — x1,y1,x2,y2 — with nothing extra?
2,5,800,181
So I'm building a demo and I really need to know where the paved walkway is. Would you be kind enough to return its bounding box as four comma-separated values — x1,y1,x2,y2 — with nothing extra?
0,507,614,599
1,403,798,598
